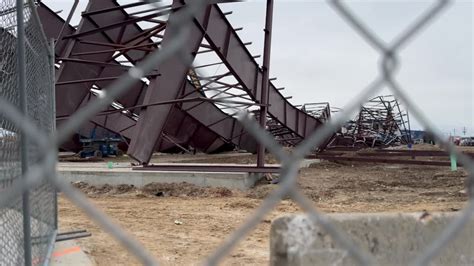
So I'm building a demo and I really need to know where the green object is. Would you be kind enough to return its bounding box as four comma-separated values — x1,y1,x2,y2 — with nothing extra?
450,154,457,171
107,162,114,169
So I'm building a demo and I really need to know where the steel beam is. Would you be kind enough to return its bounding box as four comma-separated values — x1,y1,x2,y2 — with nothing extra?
127,0,209,163
41,1,252,155
191,4,325,142
257,0,274,167
315,155,463,167
38,0,328,163
179,81,257,152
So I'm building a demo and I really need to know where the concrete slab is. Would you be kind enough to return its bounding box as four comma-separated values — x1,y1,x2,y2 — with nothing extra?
58,163,259,190
57,159,318,190
50,240,93,266
270,212,474,266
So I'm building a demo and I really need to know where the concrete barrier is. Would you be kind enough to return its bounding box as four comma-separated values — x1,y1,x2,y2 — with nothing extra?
270,212,474,266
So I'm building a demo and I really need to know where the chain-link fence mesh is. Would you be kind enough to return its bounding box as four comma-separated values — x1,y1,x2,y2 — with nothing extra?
0,0,473,265
24,2,56,264
0,0,56,265
0,1,23,264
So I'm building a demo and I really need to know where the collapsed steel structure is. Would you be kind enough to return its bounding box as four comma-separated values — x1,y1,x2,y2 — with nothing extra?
327,95,412,149
37,0,328,167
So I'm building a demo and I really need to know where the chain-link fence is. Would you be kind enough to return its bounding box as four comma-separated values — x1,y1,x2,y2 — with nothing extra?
0,0,473,265
0,0,56,265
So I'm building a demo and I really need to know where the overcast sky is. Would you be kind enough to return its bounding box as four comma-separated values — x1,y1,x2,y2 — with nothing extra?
45,0,473,136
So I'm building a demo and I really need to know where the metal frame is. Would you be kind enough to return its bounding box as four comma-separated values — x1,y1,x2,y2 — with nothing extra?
38,0,327,168
3,0,473,265
325,95,412,149
39,1,259,157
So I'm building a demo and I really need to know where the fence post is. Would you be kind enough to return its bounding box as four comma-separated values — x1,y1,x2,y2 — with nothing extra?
17,0,32,265
50,38,58,231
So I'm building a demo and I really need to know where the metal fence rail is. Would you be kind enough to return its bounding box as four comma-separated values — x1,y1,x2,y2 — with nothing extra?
0,0,472,265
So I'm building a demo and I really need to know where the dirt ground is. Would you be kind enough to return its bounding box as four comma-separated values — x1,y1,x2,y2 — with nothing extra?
58,145,473,265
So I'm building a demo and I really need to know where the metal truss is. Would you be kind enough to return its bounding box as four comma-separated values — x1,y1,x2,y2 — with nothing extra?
326,95,412,149
300,102,332,123
38,0,327,164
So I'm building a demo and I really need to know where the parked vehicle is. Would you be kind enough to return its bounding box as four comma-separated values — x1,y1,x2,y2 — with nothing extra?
460,137,474,146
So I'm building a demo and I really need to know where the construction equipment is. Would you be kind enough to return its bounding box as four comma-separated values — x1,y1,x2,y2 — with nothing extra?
79,128,123,158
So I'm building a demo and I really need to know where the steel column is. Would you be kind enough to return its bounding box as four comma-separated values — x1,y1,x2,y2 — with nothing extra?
257,0,274,167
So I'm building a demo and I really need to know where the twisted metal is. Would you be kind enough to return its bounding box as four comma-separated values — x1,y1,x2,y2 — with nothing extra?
1,0,472,265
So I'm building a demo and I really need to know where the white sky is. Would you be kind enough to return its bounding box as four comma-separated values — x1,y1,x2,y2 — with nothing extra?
44,0,473,136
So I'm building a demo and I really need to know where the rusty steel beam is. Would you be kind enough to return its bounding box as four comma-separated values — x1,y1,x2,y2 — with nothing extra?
76,39,158,51
125,0,258,161
37,3,74,57
190,4,325,140
179,81,257,153
127,0,208,163
39,1,257,156
81,1,149,16
39,1,144,145
38,0,330,164
36,2,168,149
56,75,159,86
74,92,235,155
127,1,327,164
63,10,172,40
52,0,153,118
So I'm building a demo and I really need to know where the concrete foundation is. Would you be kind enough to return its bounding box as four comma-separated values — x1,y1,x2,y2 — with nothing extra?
58,162,261,190
58,159,319,190
270,212,474,266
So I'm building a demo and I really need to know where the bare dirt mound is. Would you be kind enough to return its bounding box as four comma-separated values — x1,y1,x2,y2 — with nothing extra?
72,181,135,195
71,181,232,198
142,182,232,197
